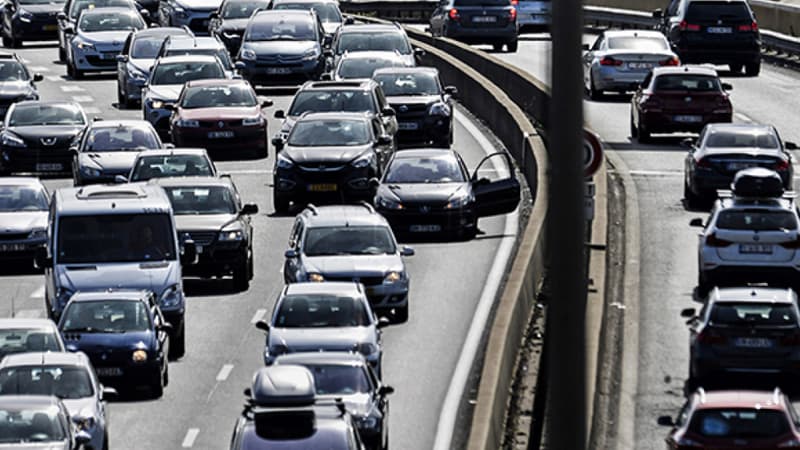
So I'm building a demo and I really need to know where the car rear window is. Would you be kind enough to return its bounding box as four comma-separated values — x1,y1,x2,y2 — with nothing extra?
710,303,798,326
654,74,721,92
607,36,668,51
454,0,510,6
705,131,780,149
715,210,797,231
688,409,789,438
686,1,751,21
275,295,371,328
289,90,375,115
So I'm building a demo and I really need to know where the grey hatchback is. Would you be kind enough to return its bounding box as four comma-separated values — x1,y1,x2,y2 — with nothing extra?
429,0,518,52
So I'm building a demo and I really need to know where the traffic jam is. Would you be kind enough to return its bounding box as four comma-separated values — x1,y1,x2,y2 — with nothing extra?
0,0,524,447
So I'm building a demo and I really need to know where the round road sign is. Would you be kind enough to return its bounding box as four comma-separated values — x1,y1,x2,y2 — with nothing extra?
583,129,603,178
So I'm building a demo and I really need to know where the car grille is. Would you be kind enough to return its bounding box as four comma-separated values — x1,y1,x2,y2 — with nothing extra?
256,54,304,64
0,233,29,241
324,275,385,286
298,163,346,172
85,56,117,67
198,119,242,128
188,18,211,33
183,231,216,246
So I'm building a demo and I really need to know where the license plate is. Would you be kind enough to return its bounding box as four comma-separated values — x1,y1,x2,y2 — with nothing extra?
398,122,419,130
472,15,497,22
96,367,123,377
726,162,751,171
410,224,442,232
266,67,292,75
674,115,702,123
36,163,63,171
208,131,234,139
739,244,773,254
307,183,337,192
43,24,58,31
0,243,27,252
707,27,732,34
735,337,773,348
627,62,653,70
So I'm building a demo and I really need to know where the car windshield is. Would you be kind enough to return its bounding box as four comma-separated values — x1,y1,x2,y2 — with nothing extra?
309,365,371,395
303,225,396,256
273,2,342,23
151,61,225,85
0,61,29,82
61,300,151,333
289,90,375,115
180,85,256,108
79,13,144,32
164,48,233,70
0,329,61,360
654,74,721,92
287,119,370,146
70,0,132,19
716,210,797,231
607,36,668,51
57,213,176,263
373,72,440,96
705,131,780,149
130,154,213,180
385,155,465,183
0,186,48,212
337,32,411,54
275,295,370,327
688,409,789,438
0,366,93,399
710,303,798,326
246,18,317,41
165,186,237,214
686,1,751,21
8,104,85,127
131,35,172,59
0,406,66,443
84,126,159,151
338,57,404,80
222,0,269,18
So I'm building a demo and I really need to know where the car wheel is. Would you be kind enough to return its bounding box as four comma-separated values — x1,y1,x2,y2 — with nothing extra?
588,74,603,101
151,373,164,398
637,122,650,143
683,181,701,210
168,321,185,359
507,40,518,52
1,32,10,48
393,305,408,324
273,192,290,214
247,252,254,280
629,114,638,139
745,61,760,77
728,63,743,74
233,260,250,291
163,359,169,386
697,273,711,299
492,43,503,52
58,46,66,63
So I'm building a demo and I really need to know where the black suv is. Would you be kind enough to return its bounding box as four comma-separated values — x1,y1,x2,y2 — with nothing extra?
0,0,63,48
208,0,271,55
151,176,258,291
429,0,518,52
654,0,761,76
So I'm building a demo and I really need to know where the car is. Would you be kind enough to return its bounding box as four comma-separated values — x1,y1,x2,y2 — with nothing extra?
692,168,800,296
374,148,520,239
283,204,414,322
272,112,394,212
57,0,145,63
156,34,236,77
141,54,229,139
372,67,456,147
630,65,733,142
168,79,271,157
0,395,90,450
683,123,797,207
71,120,163,186
330,23,419,67
0,178,49,263
126,147,217,181
653,0,761,76
116,27,193,108
57,289,171,396
0,0,64,49
332,51,411,81
0,52,41,119
151,176,258,290
657,388,800,449
0,318,65,360
270,0,343,36
208,0,271,55
582,29,679,100
0,101,88,176
0,352,112,449
428,0,518,52
235,10,328,86
158,0,221,34
273,79,398,142
230,365,367,450
515,0,550,33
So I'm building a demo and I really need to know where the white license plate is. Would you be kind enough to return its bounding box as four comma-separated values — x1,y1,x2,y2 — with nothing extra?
410,224,442,232
398,122,419,130
674,115,702,123
627,62,653,70
739,244,773,254
266,67,292,75
707,27,732,34
0,243,27,252
735,337,773,348
726,162,751,171
96,367,123,377
36,163,63,171
101,53,116,60
472,15,497,22
208,131,234,139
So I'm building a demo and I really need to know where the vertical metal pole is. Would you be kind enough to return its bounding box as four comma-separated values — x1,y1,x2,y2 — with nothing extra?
543,0,587,447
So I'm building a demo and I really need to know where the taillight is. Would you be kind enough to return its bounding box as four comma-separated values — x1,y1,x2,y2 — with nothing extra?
695,157,712,168
510,0,518,5
679,20,701,31
599,56,623,66
697,330,727,345
780,333,800,346
508,7,516,21
659,56,680,66
774,159,790,171
705,233,732,247
448,8,459,21
738,21,758,32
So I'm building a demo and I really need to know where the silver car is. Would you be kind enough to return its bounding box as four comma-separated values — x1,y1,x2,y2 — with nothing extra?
0,396,89,450
0,352,112,450
255,282,389,376
0,318,65,360
126,148,217,182
0,177,49,265
582,29,679,99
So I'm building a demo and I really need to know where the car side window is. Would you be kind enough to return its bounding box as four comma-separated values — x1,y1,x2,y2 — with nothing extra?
591,35,604,51
289,219,304,249
666,0,680,17
676,400,692,426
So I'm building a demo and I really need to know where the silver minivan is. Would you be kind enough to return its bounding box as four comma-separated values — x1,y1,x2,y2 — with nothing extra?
516,0,551,33
35,183,196,358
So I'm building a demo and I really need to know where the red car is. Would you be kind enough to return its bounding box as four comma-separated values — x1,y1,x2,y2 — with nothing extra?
658,388,800,449
168,79,272,158
630,65,732,142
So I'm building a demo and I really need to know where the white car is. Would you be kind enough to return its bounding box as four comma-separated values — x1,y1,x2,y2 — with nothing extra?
66,7,147,79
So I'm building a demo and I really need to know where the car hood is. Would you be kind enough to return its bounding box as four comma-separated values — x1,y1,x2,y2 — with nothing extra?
244,40,318,56
175,214,236,231
0,443,68,450
378,182,466,204
55,262,179,295
304,254,403,276
63,330,155,353
17,3,63,13
283,144,371,164
177,0,221,10
78,152,140,173
146,85,183,101
701,147,786,158
76,30,132,45
0,211,47,233
269,327,375,351
387,95,440,107
178,105,260,120
7,125,84,140
220,19,248,32
0,81,34,100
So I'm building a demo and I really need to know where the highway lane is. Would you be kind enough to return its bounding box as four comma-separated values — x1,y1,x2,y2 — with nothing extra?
493,33,800,447
0,42,519,449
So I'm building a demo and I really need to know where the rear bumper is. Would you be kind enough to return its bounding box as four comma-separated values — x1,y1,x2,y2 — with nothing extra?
172,127,267,152
592,66,650,92
443,23,518,43
378,207,477,235
676,44,760,65
693,352,800,378
640,111,732,134
701,265,800,287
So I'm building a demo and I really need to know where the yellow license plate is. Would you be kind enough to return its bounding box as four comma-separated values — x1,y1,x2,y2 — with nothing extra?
43,24,58,31
308,184,337,192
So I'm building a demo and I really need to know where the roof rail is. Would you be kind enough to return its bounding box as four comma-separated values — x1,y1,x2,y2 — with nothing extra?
305,204,319,215
697,387,707,403
773,387,782,404
716,189,796,200
359,201,375,213
181,25,195,37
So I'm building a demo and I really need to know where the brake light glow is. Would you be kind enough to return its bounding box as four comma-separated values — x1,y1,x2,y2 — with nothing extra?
658,56,680,66
775,159,791,171
680,20,701,31
448,8,459,20
738,21,758,32
509,7,516,21
705,233,732,247
696,157,712,168
600,56,623,66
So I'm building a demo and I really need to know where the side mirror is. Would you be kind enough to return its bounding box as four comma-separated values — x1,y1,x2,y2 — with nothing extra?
114,174,128,184
652,8,663,18
163,103,175,111
159,322,174,332
140,8,149,17
163,143,175,149
381,107,396,117
181,240,197,265
241,203,259,215
344,16,355,24
721,82,733,91
34,247,52,269
689,218,704,228
680,307,696,318
116,54,128,62
581,43,590,51
271,136,284,149
444,85,457,96
400,246,414,257
63,25,74,34
786,142,798,150
680,137,695,149
378,385,395,396
234,61,246,70
323,35,332,46
284,248,298,258
657,416,674,427
33,73,43,82
414,47,426,58
244,387,252,397
100,386,118,400
377,316,391,329
260,98,273,108
273,110,285,119
57,11,66,20
209,11,218,19
255,320,270,332
320,72,332,81
368,177,380,188
323,48,334,58
377,134,392,146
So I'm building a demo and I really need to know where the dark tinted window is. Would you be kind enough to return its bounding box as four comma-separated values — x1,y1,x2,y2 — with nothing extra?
303,226,396,256
130,154,213,180
8,104,85,127
0,366,94,399
0,185,48,212
289,90,375,115
688,409,789,438
705,131,779,149
288,119,371,146
0,328,61,360
309,365,372,395
246,17,317,41
686,1,751,21
61,299,151,333
163,48,233,70
716,210,797,231
454,0,509,6
151,61,225,85
336,32,410,55
275,295,371,327
180,85,256,108
0,406,67,443
222,0,269,18
78,12,144,32
131,36,170,59
710,303,798,326
84,126,160,151
165,186,237,214
273,2,342,22
373,72,440,96
0,61,29,82
654,74,721,92
338,57,405,79
385,155,466,183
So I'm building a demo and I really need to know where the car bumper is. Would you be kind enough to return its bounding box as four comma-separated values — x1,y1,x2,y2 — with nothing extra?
0,238,46,260
640,110,732,133
700,265,800,287
592,65,651,92
182,244,247,276
691,170,792,198
172,126,267,152
378,206,477,235
71,47,122,72
11,18,59,40
395,115,452,146
91,359,163,388
274,168,375,203
676,44,761,65
237,59,325,85
693,352,800,378
442,23,517,43
0,146,73,175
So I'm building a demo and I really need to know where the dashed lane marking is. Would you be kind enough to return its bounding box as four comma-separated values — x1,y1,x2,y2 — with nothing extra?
13,309,42,319
30,286,44,298
735,112,754,123
29,66,49,73
60,85,85,92
181,428,199,448
216,364,234,381
72,95,94,103
250,309,267,324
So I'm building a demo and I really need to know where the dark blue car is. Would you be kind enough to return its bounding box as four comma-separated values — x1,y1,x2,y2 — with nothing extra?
57,289,170,397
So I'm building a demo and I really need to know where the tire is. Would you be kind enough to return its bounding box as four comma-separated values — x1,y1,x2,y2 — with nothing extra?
728,63,743,74
588,75,603,101
507,40,518,52
273,192,290,214
150,373,164,398
247,251,254,280
697,273,711,299
745,61,761,77
58,46,66,63
393,305,408,324
163,360,169,386
102,431,109,450
637,122,651,143
1,34,10,48
630,114,638,139
492,43,503,52
233,260,250,292
168,320,185,359
683,181,701,210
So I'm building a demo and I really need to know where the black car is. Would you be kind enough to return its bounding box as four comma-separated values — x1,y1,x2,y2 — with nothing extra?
654,0,761,75
428,0,518,52
58,290,171,397
208,0,271,55
152,176,258,291
374,148,521,239
272,112,394,212
372,67,456,148
1,0,64,48
0,52,41,120
0,101,87,176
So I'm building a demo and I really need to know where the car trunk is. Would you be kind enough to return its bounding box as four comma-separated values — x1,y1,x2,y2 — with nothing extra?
453,0,512,28
705,323,798,358
700,153,785,177
657,90,725,114
683,1,758,49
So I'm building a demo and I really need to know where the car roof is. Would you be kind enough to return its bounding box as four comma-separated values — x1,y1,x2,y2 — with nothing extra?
710,287,796,305
301,204,388,227
0,395,63,409
703,123,775,134
0,318,58,329
54,183,172,215
652,65,719,77
149,176,233,188
297,111,370,121
694,389,786,410
373,66,438,76
155,54,221,65
135,148,209,157
603,29,666,38
299,79,376,91
339,23,402,33
165,36,224,50
0,176,45,187
68,289,152,302
184,78,250,88
274,351,369,367
284,281,362,296
88,119,155,130
1,351,91,368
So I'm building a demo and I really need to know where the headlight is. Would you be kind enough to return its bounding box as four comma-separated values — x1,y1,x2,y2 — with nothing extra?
1,133,26,148
132,349,148,363
150,99,165,110
76,41,96,51
175,119,199,128
354,342,377,356
307,273,324,282
240,48,257,61
159,284,183,308
445,194,472,209
219,230,243,241
28,229,46,240
429,102,451,116
17,8,33,22
302,48,320,61
383,271,402,284
276,154,294,169
242,116,263,126
81,166,102,177
377,197,403,210
351,154,373,168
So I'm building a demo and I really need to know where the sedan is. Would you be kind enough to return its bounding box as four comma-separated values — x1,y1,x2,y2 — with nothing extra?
65,7,147,79
0,318,66,360
0,177,49,263
0,396,90,450
127,147,216,181
332,51,411,81
374,148,520,239
0,53,41,119
208,0,271,55
582,29,679,100
58,0,143,63
168,79,271,157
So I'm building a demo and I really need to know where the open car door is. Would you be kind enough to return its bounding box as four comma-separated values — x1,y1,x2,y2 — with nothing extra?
471,152,520,218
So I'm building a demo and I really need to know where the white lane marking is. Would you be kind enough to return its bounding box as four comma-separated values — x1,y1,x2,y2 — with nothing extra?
181,428,199,448
628,169,682,177
45,76,62,82
20,58,30,64
60,85,85,92
735,112,754,123
72,95,94,103
215,364,234,381
433,111,519,450
14,309,43,319
83,107,102,114
29,66,49,73
250,309,267,324
222,169,272,175
30,286,45,298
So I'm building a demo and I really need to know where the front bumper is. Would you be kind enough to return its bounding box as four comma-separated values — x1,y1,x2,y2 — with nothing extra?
71,45,123,72
321,277,409,311
182,241,248,277
0,237,46,261
1,146,73,175
75,169,131,186
172,124,267,153
237,58,325,85
274,166,374,204
90,357,163,388
640,110,732,134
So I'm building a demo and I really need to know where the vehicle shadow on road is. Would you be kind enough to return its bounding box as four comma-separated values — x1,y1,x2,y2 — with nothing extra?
0,261,41,276
183,278,240,297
